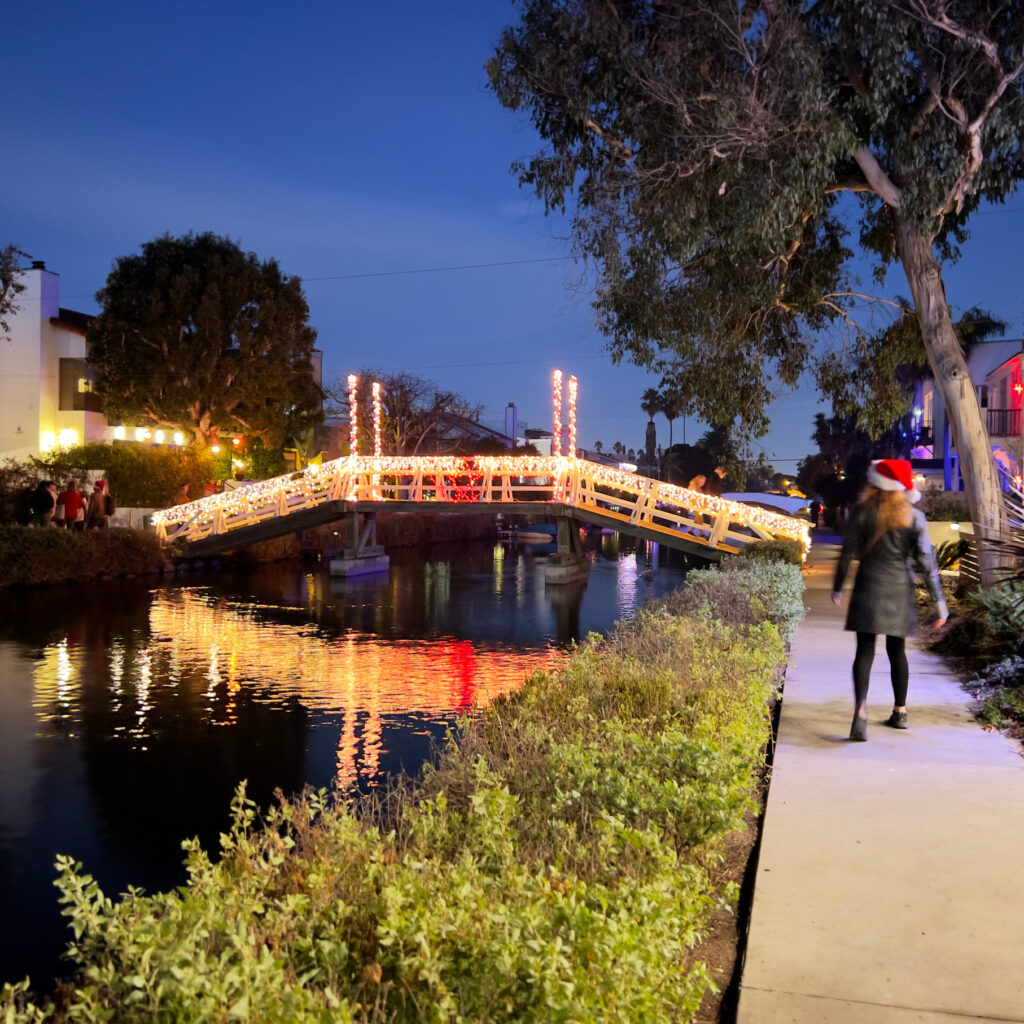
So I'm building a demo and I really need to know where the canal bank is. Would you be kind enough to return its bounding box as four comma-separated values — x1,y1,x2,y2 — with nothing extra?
1,550,802,1021
0,511,503,588
0,535,693,992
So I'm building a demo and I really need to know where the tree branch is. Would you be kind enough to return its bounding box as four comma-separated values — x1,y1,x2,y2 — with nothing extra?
583,118,634,157
850,146,902,207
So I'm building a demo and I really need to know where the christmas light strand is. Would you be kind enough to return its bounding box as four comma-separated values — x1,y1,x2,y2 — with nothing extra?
567,375,578,459
552,369,563,457
347,374,359,456
372,381,382,458
151,453,809,555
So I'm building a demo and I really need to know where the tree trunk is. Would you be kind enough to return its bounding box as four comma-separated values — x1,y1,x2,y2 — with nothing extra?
895,218,1005,585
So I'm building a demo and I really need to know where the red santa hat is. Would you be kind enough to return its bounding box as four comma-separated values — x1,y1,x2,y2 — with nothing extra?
867,459,920,503
94,480,106,490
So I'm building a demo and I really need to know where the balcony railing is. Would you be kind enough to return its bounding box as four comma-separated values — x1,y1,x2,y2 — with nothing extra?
987,408,1022,437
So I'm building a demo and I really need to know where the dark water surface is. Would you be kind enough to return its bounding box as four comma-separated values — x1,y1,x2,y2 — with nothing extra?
0,534,693,990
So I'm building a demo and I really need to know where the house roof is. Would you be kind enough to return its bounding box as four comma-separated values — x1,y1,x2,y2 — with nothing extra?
967,337,1022,380
49,308,93,335
984,350,1022,382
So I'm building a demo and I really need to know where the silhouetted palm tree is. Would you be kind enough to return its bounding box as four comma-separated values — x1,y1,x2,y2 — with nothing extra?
641,388,660,421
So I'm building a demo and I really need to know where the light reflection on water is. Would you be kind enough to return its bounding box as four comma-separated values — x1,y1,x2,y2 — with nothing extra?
1,535,694,991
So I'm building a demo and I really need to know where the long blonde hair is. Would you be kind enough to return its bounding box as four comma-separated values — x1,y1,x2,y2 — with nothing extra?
859,485,914,533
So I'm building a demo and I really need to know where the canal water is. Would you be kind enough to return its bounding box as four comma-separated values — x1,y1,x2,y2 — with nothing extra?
0,533,694,991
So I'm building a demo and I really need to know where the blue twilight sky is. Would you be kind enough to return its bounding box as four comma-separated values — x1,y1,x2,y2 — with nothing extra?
3,1,1022,470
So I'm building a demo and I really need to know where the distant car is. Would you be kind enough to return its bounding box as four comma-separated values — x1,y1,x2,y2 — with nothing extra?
721,492,813,520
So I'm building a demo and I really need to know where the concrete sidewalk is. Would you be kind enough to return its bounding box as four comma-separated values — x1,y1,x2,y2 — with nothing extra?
738,542,1024,1023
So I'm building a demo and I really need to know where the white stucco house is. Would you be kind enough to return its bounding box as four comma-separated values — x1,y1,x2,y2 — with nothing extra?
0,262,113,461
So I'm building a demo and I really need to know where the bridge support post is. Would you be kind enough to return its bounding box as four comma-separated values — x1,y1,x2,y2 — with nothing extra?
330,511,390,577
545,515,590,584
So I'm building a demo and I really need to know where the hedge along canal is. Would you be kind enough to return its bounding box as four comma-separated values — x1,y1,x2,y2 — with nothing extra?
0,532,701,992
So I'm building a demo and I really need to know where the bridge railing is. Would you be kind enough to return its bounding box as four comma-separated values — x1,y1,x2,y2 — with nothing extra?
150,454,810,554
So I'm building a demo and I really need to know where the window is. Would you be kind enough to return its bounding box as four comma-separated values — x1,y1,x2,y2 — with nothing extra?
59,359,102,412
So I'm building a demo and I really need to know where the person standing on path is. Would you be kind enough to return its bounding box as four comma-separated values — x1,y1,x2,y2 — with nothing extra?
85,480,112,529
831,459,948,741
56,480,84,529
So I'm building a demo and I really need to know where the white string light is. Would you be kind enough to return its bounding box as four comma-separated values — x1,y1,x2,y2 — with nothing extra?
372,381,382,458
567,375,578,459
552,369,562,457
347,374,359,456
151,453,809,554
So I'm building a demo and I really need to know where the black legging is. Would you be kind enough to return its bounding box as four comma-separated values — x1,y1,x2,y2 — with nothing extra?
853,632,909,708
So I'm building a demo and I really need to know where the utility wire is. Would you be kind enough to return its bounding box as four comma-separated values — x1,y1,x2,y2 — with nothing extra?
303,256,575,282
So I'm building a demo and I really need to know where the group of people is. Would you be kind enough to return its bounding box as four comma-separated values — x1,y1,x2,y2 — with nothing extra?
25,479,115,529
686,466,728,495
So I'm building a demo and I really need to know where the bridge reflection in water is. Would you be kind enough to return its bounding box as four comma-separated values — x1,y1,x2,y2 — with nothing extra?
142,587,563,789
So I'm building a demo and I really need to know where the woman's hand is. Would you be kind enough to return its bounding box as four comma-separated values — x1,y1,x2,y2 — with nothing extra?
932,616,947,629
831,591,842,606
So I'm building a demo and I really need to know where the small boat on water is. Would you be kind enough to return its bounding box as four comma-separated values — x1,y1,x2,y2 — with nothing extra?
498,522,558,543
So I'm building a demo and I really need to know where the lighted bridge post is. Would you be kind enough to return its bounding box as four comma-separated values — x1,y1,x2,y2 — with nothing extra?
150,455,810,580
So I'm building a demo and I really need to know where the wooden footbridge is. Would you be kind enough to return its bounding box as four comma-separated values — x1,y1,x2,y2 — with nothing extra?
151,454,809,578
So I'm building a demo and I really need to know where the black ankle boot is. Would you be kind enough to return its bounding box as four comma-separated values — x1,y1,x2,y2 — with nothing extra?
849,712,867,741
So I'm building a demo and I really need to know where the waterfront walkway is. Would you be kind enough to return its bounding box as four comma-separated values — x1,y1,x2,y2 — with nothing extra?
738,540,1024,1023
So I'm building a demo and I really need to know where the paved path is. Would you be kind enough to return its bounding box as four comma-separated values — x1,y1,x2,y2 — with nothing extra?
738,541,1024,1023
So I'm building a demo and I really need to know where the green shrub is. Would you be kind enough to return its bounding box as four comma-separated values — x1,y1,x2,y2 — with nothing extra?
0,526,168,587
920,491,969,522
655,560,805,645
733,538,804,565
5,560,801,1021
965,656,1024,733
30,443,221,509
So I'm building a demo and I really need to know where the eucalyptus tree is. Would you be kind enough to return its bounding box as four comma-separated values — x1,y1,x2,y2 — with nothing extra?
489,0,1024,582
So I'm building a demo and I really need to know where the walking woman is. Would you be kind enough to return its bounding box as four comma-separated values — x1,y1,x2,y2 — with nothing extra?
831,460,948,741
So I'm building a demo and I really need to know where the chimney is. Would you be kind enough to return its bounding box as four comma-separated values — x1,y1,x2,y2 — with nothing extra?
31,260,46,270
505,402,519,447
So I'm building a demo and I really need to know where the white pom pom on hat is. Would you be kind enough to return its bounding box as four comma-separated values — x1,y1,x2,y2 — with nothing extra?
867,459,921,503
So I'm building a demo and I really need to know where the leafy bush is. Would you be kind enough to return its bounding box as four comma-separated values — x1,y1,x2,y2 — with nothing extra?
733,538,804,565
2,560,799,1022
655,559,806,645
0,526,168,587
30,443,221,509
920,491,969,522
964,656,1024,734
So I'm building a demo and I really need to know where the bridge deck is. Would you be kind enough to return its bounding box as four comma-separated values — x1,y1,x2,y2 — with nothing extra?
151,455,809,559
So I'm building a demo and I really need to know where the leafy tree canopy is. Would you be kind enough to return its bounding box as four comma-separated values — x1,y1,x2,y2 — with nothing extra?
88,232,322,447
490,0,1024,579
